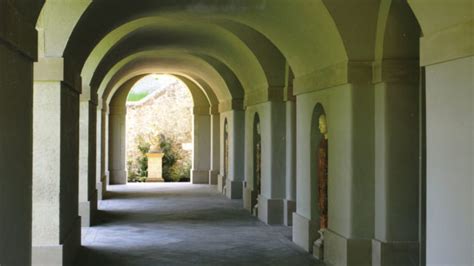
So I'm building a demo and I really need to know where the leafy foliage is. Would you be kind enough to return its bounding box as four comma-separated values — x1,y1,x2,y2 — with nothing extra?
127,92,149,102
127,135,150,182
128,133,191,182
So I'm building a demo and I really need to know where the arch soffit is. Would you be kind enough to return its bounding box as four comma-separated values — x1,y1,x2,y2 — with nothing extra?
82,18,275,94
38,0,460,88
374,0,420,62
100,55,224,106
61,1,348,81
90,38,245,97
109,74,210,111
104,68,211,109
406,0,472,36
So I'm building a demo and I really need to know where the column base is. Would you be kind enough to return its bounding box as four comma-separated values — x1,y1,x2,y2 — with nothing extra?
192,170,209,184
292,213,319,252
225,180,243,199
243,184,258,213
217,174,225,193
102,173,109,199
96,181,103,200
313,240,324,260
79,191,97,227
258,195,284,225
325,230,372,266
372,239,419,266
109,170,126,184
147,177,164,182
32,216,81,266
209,170,219,185
283,199,296,226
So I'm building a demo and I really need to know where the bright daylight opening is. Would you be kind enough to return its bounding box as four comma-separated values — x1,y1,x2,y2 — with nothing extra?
125,74,193,183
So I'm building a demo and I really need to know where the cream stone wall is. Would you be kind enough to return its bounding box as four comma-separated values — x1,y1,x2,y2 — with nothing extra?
126,81,193,163
425,56,473,265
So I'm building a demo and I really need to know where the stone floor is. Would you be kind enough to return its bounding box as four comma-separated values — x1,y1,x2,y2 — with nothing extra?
76,183,322,266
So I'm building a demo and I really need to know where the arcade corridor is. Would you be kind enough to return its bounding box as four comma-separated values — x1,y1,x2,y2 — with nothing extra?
76,183,320,266
1,1,472,265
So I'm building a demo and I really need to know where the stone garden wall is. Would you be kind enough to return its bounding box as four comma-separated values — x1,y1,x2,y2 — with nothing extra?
126,81,193,162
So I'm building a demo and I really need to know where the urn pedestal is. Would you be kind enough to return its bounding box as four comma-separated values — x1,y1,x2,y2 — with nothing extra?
146,152,164,182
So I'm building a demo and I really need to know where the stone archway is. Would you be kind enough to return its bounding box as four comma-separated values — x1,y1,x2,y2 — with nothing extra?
107,74,213,186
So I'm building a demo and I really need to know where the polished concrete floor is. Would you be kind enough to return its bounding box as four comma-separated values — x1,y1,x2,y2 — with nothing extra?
76,183,321,266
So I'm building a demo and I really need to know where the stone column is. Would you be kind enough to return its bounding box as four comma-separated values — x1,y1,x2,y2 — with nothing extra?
248,101,286,225
284,100,297,226
372,61,420,265
101,107,109,194
32,58,81,265
95,103,104,200
108,104,127,184
218,109,245,199
209,108,220,185
192,109,211,184
78,93,98,227
0,5,37,263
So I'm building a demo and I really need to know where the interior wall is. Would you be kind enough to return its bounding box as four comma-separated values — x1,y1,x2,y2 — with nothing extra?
296,85,352,233
293,82,375,264
293,85,352,253
244,104,271,197
425,56,473,265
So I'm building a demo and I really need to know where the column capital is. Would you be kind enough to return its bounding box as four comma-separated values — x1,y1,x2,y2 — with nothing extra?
372,59,420,84
210,105,220,115
193,106,211,115
34,57,81,93
293,60,373,95
218,98,244,113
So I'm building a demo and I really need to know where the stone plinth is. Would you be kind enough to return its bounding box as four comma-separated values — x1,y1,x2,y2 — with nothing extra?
146,152,164,182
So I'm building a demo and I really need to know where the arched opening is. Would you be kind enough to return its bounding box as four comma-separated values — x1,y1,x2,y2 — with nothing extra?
252,113,261,215
125,74,193,183
108,74,210,186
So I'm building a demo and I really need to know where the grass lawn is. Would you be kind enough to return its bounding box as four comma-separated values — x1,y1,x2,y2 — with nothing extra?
127,92,149,102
